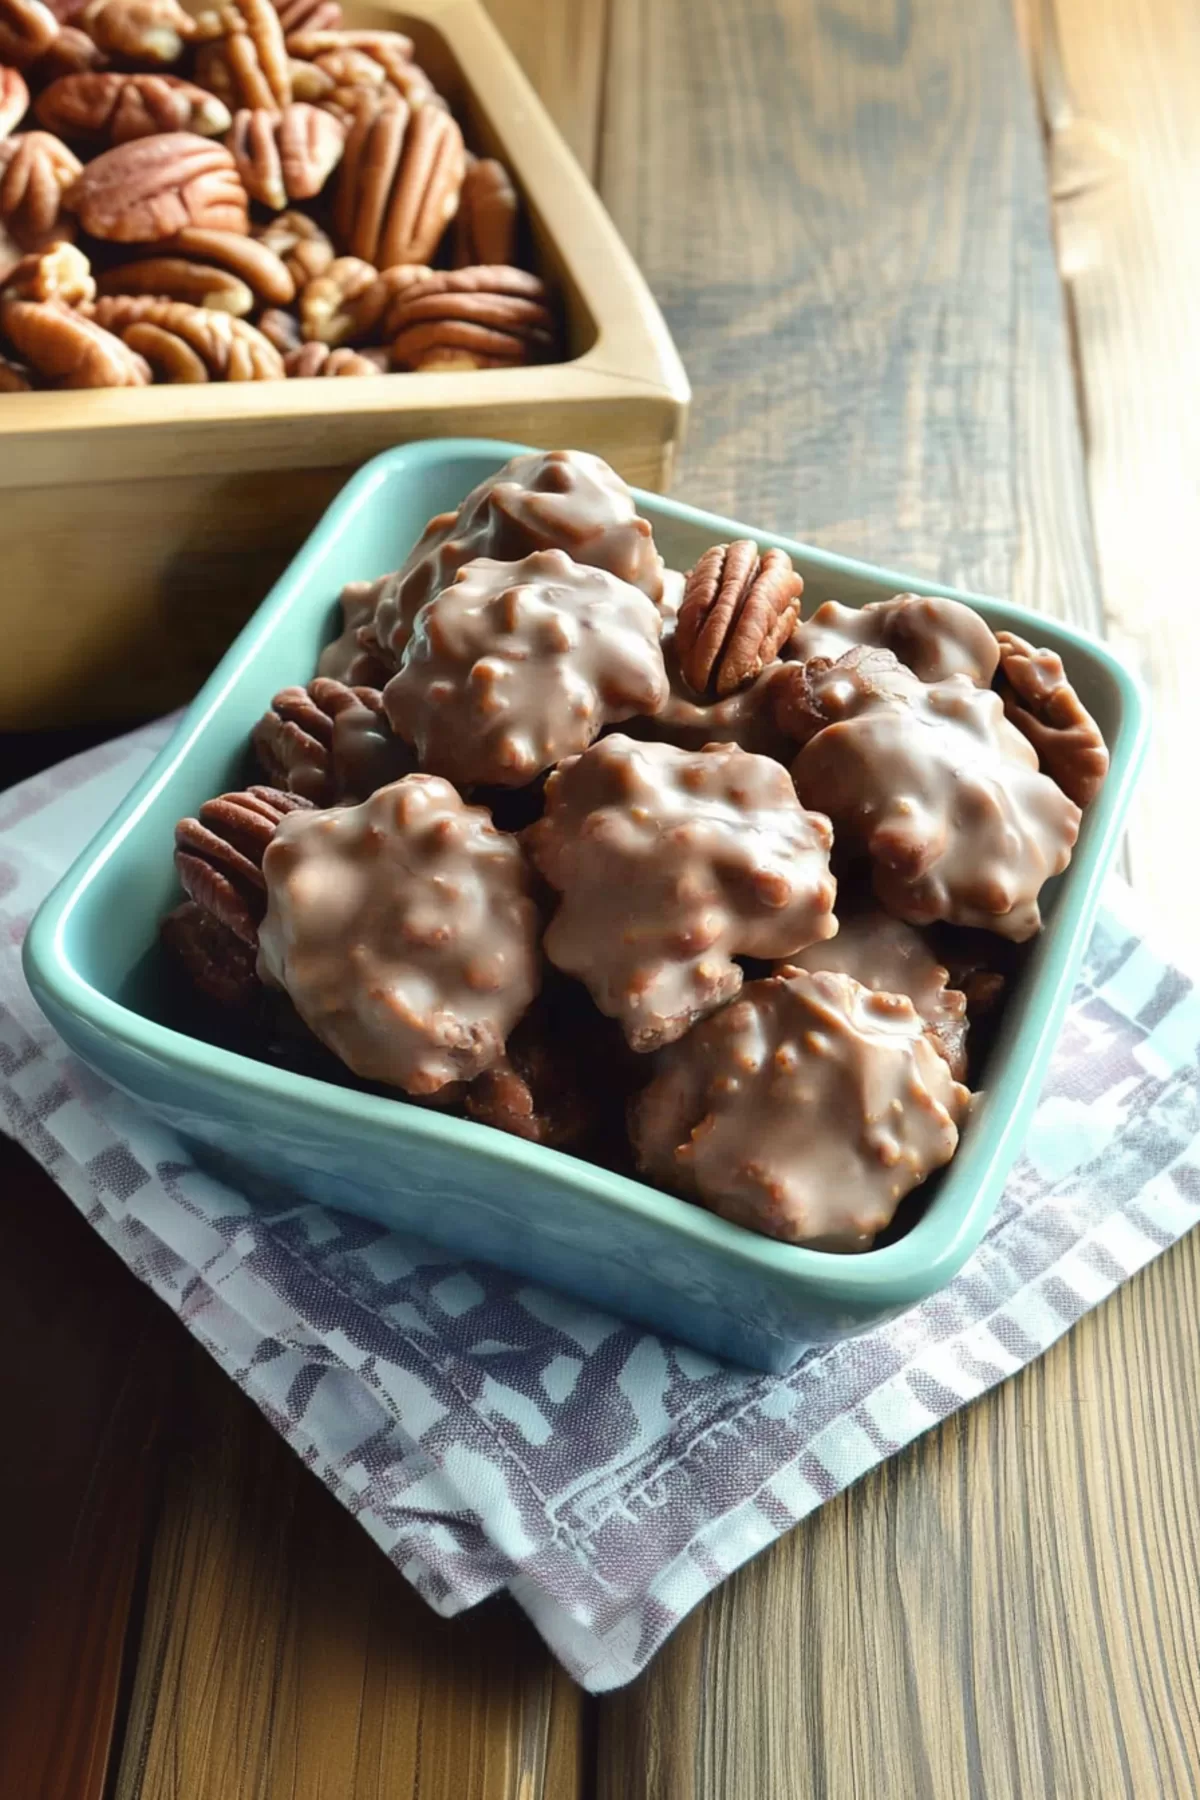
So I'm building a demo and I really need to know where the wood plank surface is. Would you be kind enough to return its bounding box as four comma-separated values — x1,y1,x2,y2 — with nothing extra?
1029,0,1200,955
0,1146,177,1800
111,1332,586,1800
588,0,1200,1794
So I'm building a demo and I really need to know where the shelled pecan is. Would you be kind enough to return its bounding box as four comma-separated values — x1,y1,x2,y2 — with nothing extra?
0,64,29,137
160,899,260,1008
253,204,331,285
80,0,195,67
96,251,253,310
2,294,149,383
36,71,231,144
272,0,339,32
282,338,382,375
387,264,554,371
1,234,91,298
158,221,294,302
27,22,103,78
296,248,371,341
225,99,342,208
0,0,58,69
174,784,313,944
0,129,80,243
256,301,297,350
0,347,31,384
193,0,289,111
453,156,518,268
333,96,462,268
675,542,802,697
64,130,248,238
91,290,284,376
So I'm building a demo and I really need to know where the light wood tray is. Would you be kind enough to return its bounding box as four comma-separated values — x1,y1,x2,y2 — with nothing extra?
0,0,689,729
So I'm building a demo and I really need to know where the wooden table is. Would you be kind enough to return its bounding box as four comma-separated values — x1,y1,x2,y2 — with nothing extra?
4,1,1199,1795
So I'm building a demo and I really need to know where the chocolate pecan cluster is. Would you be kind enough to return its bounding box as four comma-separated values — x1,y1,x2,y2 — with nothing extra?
0,0,555,387
163,448,1111,1252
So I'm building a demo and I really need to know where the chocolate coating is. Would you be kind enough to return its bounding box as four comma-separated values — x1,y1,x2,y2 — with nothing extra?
630,968,968,1249
525,734,837,1051
781,909,969,1081
317,575,396,687
257,775,540,1096
382,549,669,789
784,649,1081,940
790,594,1001,687
371,449,665,664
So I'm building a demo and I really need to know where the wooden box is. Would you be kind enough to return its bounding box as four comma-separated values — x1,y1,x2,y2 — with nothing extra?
0,0,689,729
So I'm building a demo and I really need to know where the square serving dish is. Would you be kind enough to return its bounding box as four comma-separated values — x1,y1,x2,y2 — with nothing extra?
0,0,688,731
22,438,1149,1372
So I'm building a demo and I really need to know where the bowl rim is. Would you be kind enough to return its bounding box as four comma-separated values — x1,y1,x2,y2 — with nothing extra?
22,437,1151,1312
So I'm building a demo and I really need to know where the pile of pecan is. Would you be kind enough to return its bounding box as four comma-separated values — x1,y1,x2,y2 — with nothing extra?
0,0,556,388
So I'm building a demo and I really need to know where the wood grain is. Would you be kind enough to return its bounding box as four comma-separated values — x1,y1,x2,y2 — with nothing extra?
113,1347,586,1800
0,1146,176,1800
484,0,610,177
592,1,1200,1793
1027,0,1200,955
599,0,1100,631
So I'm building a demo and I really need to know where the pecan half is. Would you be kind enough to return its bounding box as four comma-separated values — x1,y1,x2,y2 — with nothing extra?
36,70,230,143
994,630,1110,807
252,677,408,801
274,0,340,31
0,65,29,137
81,0,194,66
256,301,298,350
287,27,431,105
387,264,555,371
193,0,289,110
64,131,248,239
162,223,294,302
160,899,259,1008
453,157,518,268
0,129,79,243
96,254,253,312
91,291,285,376
303,255,423,343
27,22,104,78
2,294,148,383
225,100,342,209
0,347,31,385
675,542,803,698
283,338,382,376
0,0,58,68
333,96,462,267
285,53,329,102
174,785,313,944
253,204,330,286
297,249,372,342
1,235,91,299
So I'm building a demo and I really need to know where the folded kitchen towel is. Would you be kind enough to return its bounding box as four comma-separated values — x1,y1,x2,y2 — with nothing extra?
2,718,1199,1692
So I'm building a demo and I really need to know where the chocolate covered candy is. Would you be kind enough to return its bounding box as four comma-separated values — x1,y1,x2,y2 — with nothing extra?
778,648,1081,940
631,968,969,1249
257,774,540,1095
371,448,665,664
382,549,669,788
252,675,412,804
525,734,837,1051
790,593,1001,687
782,908,969,1080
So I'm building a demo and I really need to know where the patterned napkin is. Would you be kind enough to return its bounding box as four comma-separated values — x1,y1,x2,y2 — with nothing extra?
3,720,1199,1693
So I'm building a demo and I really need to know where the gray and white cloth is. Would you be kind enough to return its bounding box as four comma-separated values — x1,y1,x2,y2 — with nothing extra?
2,719,1198,1692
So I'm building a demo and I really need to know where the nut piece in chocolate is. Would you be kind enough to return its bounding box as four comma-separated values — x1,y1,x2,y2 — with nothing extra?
382,549,669,789
993,629,1109,808
630,968,968,1249
372,448,665,665
780,647,1081,940
782,908,969,1081
790,593,1001,687
525,734,837,1052
257,774,541,1096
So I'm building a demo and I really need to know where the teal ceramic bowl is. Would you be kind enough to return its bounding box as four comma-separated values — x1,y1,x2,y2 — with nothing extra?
23,439,1149,1371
